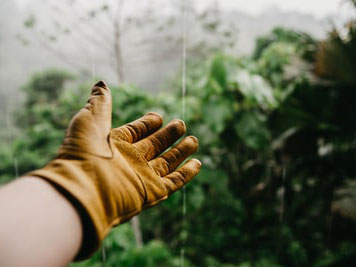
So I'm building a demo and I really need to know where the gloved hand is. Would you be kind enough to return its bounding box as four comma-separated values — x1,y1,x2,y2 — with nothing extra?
26,81,201,260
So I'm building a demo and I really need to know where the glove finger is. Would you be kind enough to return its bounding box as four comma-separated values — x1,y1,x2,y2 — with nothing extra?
111,112,163,143
162,159,201,194
149,136,198,177
134,119,186,160
85,80,112,133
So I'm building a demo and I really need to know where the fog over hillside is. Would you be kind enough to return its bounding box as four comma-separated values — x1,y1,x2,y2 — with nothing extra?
0,0,343,109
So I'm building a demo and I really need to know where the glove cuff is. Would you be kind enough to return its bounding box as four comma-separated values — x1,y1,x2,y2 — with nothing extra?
25,159,106,260
24,153,148,260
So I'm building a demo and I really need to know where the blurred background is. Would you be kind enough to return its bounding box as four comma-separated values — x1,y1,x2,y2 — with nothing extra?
1,0,356,266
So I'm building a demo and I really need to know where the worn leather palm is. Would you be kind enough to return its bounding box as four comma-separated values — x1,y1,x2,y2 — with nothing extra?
26,81,201,260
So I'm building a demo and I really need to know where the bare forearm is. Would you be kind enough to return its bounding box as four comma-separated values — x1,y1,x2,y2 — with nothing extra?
0,177,82,266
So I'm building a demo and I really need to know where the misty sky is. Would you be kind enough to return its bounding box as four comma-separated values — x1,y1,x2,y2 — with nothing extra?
195,0,350,18
14,0,352,19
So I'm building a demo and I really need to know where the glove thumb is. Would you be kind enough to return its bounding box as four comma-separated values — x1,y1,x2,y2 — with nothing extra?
87,80,112,133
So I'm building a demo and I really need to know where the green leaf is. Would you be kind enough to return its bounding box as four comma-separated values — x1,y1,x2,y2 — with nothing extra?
203,98,232,134
24,15,36,28
210,55,227,89
234,111,271,150
233,69,277,109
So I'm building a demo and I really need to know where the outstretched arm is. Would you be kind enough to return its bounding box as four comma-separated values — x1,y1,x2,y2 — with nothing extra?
0,81,201,266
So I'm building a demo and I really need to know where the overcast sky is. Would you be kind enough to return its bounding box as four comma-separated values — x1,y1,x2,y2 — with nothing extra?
14,0,354,22
195,0,351,19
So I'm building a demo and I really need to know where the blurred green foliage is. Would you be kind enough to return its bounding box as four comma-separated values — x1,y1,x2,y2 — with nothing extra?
1,20,356,267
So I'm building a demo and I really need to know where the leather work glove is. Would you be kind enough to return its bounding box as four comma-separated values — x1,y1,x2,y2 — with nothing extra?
26,81,201,260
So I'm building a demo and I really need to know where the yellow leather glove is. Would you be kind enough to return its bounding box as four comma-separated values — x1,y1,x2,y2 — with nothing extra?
26,81,201,260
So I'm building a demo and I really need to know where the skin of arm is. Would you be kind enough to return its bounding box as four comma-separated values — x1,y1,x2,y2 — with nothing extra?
0,176,82,267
